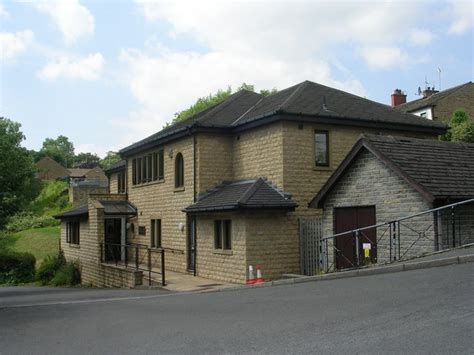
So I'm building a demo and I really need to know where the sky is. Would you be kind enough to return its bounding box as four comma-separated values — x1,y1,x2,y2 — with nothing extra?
1,0,473,157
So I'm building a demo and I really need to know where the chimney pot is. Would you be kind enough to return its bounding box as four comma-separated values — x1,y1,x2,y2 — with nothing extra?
391,89,406,107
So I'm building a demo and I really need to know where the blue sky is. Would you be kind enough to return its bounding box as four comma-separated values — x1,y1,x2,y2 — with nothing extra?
1,0,473,157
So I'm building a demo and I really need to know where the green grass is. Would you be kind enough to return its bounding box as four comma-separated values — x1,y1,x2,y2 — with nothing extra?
0,226,60,266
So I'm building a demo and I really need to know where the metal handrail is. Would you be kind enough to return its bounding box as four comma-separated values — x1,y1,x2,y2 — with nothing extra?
318,198,474,273
100,242,166,286
322,198,474,241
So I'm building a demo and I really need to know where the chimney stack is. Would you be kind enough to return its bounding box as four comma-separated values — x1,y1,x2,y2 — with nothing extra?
422,86,438,98
391,89,406,107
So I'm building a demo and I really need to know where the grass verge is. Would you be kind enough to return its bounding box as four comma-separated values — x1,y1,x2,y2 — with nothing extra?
0,226,60,266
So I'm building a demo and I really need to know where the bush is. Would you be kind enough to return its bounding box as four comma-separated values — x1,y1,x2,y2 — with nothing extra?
0,250,36,284
36,250,66,285
50,262,81,286
5,212,59,233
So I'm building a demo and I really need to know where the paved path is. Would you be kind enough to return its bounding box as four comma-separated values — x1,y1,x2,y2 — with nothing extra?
1,263,472,354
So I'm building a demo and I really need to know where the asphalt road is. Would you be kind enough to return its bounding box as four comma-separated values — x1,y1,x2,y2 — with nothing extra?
1,263,473,354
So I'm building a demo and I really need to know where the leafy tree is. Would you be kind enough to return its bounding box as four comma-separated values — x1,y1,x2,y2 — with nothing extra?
167,83,278,126
73,152,100,168
441,109,474,143
169,87,233,126
39,135,75,168
0,118,37,228
100,151,121,169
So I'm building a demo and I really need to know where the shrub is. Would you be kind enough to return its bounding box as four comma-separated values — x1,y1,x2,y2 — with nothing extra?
50,262,81,286
0,250,36,284
5,212,59,233
36,250,66,285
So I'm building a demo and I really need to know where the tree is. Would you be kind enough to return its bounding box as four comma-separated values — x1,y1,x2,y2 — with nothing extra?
73,152,100,168
441,109,474,143
39,135,75,168
100,151,121,169
167,83,278,126
0,118,37,228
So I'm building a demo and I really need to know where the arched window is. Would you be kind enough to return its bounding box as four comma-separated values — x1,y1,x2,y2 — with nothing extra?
175,153,184,188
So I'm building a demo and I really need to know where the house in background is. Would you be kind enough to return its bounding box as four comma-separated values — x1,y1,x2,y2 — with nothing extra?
55,80,446,288
309,135,474,270
35,156,69,181
391,82,473,122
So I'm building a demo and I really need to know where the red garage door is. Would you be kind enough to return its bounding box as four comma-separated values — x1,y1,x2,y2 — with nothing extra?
334,206,376,269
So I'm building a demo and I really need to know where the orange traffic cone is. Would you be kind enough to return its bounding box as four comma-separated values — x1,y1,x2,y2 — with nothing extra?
246,265,256,285
255,265,265,284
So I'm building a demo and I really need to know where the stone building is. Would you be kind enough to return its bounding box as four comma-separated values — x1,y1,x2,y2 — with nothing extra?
392,81,473,122
35,156,68,181
310,135,474,270
55,80,446,287
68,166,109,206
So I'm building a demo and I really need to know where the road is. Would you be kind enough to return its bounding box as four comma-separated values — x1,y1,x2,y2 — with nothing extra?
1,263,473,354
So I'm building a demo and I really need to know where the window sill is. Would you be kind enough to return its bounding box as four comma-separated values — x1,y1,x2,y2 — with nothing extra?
131,179,165,189
68,244,80,249
213,249,233,256
313,166,333,172
174,187,185,193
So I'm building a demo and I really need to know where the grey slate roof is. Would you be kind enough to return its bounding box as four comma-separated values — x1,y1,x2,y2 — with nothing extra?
54,200,137,219
310,135,474,208
99,200,137,215
54,205,88,219
183,178,297,213
396,82,473,113
104,159,126,174
120,80,445,156
365,135,474,200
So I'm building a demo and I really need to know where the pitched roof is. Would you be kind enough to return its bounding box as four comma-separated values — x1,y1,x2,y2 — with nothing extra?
120,80,445,156
104,159,126,174
120,90,263,155
68,168,90,178
54,200,137,219
183,178,297,213
309,135,474,208
396,82,473,113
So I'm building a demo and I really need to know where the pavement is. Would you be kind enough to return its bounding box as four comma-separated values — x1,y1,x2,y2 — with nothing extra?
0,262,473,354
155,270,235,292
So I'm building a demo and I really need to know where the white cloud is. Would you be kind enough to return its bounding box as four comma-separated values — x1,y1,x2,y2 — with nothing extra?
0,30,34,60
409,29,434,46
0,3,9,18
359,46,409,70
34,0,94,43
118,46,366,144
448,0,474,34
114,0,434,144
38,53,105,80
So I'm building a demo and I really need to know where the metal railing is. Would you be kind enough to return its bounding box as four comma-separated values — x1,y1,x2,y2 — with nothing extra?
319,199,474,273
100,242,166,286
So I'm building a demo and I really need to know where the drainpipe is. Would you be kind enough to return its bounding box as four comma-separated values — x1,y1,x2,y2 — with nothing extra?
189,126,198,276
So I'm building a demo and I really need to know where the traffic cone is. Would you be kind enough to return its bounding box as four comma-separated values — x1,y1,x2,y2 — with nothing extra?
246,265,256,285
255,265,265,284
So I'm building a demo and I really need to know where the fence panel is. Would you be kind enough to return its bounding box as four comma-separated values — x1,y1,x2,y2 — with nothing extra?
299,218,323,276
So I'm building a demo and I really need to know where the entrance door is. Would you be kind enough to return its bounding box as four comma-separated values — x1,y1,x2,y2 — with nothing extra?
105,218,122,261
187,217,196,272
334,206,376,269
